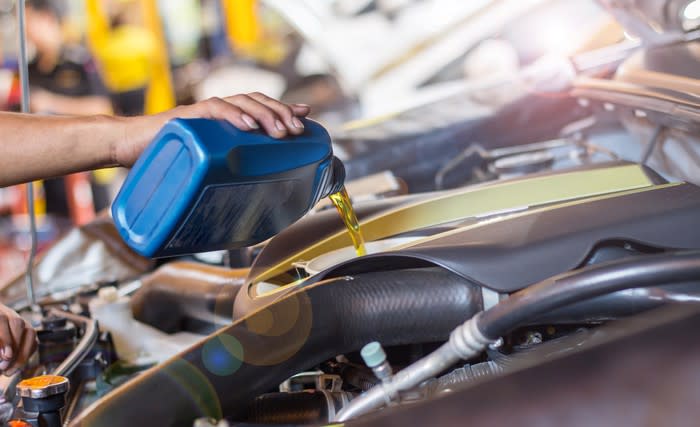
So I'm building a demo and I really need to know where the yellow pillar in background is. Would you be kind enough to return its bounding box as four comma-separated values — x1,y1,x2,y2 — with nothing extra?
221,0,261,54
141,0,175,113
84,0,175,114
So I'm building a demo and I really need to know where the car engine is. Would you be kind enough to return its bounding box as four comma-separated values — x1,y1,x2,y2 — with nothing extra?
2,0,700,426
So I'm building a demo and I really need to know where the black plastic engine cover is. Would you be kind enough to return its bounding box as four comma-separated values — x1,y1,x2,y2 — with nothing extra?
308,182,700,293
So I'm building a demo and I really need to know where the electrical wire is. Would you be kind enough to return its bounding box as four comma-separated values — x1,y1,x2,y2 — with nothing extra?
15,0,39,310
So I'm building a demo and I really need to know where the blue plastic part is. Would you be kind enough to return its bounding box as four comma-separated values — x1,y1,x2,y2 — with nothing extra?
112,118,343,258
361,342,387,368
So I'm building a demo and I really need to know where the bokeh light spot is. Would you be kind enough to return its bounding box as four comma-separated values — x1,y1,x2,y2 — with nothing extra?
245,308,274,335
202,334,244,376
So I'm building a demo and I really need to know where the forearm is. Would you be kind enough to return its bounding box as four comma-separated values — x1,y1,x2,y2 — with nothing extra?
0,93,311,187
0,112,124,186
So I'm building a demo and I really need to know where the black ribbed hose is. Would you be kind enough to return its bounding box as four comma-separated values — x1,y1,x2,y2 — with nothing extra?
70,268,482,427
247,391,349,425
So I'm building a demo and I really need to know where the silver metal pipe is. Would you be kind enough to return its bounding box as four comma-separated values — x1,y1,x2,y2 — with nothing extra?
16,0,30,114
15,0,38,309
50,310,99,377
336,343,458,421
335,314,493,422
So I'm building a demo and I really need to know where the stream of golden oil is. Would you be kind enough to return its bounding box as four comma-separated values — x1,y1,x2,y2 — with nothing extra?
329,187,367,256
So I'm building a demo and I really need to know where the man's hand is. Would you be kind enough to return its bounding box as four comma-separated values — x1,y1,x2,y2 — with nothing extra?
0,305,36,376
115,93,311,168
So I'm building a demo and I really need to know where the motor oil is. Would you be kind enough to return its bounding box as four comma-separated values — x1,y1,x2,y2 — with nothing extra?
329,187,367,256
112,117,347,258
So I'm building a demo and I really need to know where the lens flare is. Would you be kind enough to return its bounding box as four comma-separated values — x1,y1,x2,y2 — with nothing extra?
161,357,223,419
202,334,244,377
683,0,700,30
684,0,700,20
239,292,314,366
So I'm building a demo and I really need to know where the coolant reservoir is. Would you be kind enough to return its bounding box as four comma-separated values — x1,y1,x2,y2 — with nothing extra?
112,118,344,258
88,287,141,360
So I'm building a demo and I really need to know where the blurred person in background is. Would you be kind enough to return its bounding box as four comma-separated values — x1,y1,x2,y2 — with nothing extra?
25,0,113,115
26,0,153,117
25,0,160,217
84,0,155,116
25,0,114,221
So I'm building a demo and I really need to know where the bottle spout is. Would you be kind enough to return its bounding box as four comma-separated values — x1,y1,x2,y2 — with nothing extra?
326,156,347,197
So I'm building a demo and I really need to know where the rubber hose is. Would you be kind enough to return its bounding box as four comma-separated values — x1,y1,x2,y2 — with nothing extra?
479,251,700,339
131,262,246,334
70,268,482,426
531,282,700,325
246,392,340,425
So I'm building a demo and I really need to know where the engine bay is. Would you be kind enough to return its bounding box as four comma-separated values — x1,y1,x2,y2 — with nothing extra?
3,1,700,426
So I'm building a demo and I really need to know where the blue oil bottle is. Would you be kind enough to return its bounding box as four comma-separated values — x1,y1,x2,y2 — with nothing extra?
112,118,346,258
